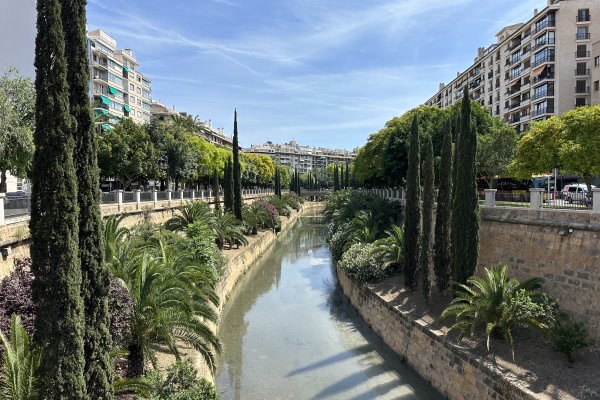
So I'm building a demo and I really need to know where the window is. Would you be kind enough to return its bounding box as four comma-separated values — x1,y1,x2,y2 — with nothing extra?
130,83,135,90
137,99,142,106
575,80,588,93
595,56,600,66
136,87,141,94
577,26,589,40
577,9,590,22
575,97,587,107
594,81,599,91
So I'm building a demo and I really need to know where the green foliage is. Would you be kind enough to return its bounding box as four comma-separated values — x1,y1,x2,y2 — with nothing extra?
477,121,517,187
0,315,41,400
420,134,435,304
212,169,220,210
224,158,233,212
30,0,86,395
240,153,275,187
242,203,271,234
371,225,403,273
439,266,553,359
451,87,479,285
232,110,242,220
549,313,593,363
213,211,248,250
339,243,386,283
434,119,453,292
142,359,220,400
328,227,349,263
0,68,35,193
165,201,213,233
403,115,421,289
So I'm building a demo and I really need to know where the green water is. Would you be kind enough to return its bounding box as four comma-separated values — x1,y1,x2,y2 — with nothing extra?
215,213,442,400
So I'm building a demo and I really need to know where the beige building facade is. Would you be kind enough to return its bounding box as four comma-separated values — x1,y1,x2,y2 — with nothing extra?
88,30,152,131
425,0,600,133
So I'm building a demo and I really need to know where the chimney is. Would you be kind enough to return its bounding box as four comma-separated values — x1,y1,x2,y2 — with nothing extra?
534,8,538,16
208,119,212,128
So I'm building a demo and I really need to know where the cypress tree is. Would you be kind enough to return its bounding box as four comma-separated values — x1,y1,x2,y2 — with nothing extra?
333,164,339,191
402,115,421,289
420,134,435,305
273,168,279,197
62,0,113,396
212,169,220,210
345,162,350,189
277,169,282,198
297,170,301,196
232,109,242,220
434,119,453,292
340,164,344,190
30,0,86,396
451,87,480,284
224,158,233,212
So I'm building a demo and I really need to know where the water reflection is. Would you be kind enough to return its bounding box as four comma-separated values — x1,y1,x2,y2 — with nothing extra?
216,215,442,400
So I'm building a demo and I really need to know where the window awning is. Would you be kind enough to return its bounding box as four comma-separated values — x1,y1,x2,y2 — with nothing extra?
100,124,112,131
108,86,118,95
123,104,131,112
95,109,109,116
531,65,546,77
99,95,111,105
123,66,129,72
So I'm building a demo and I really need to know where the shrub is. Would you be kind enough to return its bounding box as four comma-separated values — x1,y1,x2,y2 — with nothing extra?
328,227,348,263
338,243,386,283
109,278,134,348
281,192,302,210
549,313,593,363
0,258,35,336
143,359,220,400
439,265,554,358
264,196,290,217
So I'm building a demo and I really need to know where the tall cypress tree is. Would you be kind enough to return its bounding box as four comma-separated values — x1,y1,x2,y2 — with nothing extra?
403,115,421,289
212,169,220,211
30,0,86,396
434,119,453,292
232,110,242,219
62,0,112,396
273,168,279,197
277,169,282,198
451,87,480,284
420,134,434,305
333,164,339,191
340,164,344,190
345,162,350,189
297,170,301,196
224,158,233,212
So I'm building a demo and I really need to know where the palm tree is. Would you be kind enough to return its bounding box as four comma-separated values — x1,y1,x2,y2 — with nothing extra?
0,315,41,400
345,210,381,246
439,265,551,358
165,201,214,232
242,203,271,234
124,249,221,377
212,211,248,250
372,225,404,272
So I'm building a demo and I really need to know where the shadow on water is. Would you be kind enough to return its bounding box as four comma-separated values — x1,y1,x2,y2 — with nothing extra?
216,215,442,400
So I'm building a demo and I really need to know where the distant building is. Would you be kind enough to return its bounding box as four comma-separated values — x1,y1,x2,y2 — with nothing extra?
425,0,600,133
245,140,356,173
87,29,152,131
192,117,233,148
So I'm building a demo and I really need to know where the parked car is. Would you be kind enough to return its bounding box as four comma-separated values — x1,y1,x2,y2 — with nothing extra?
559,184,595,204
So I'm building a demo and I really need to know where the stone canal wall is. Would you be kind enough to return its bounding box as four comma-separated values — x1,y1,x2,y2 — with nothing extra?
336,267,538,400
479,207,600,340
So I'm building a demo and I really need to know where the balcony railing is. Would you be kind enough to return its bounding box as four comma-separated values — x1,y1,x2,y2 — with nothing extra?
510,115,521,123
532,56,555,68
575,51,591,58
532,106,555,117
575,68,591,76
576,33,591,40
532,20,555,34
575,86,590,94
532,38,555,50
509,102,521,110
533,73,554,84
576,15,591,22
531,90,554,100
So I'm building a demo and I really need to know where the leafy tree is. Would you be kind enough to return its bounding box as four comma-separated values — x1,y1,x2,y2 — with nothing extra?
549,313,593,363
30,0,86,396
451,88,479,285
403,115,421,289
0,68,35,193
98,119,158,189
62,0,113,397
0,315,41,400
434,119,453,292
420,134,434,305
477,122,517,188
240,153,275,188
232,110,242,220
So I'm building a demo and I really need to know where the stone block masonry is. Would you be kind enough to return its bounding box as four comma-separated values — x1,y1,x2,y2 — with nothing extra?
479,207,600,340
337,267,540,400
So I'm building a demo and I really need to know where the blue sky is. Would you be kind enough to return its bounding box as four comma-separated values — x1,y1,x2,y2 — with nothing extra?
3,0,544,149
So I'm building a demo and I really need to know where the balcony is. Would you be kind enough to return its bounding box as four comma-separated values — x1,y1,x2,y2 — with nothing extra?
531,107,555,117
532,38,555,50
532,56,555,68
532,90,554,100
510,115,521,123
575,51,591,58
532,20,555,34
533,73,554,84
576,33,591,40
575,86,590,94
509,102,521,110
576,14,591,22
575,68,590,76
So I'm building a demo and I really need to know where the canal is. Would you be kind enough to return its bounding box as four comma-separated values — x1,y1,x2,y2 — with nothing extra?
216,211,442,400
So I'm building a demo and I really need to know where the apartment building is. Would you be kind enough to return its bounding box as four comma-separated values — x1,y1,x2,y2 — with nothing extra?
88,29,152,131
592,40,600,105
425,0,600,133
246,140,356,173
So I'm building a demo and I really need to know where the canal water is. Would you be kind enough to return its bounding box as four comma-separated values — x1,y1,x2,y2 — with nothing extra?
215,212,442,400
